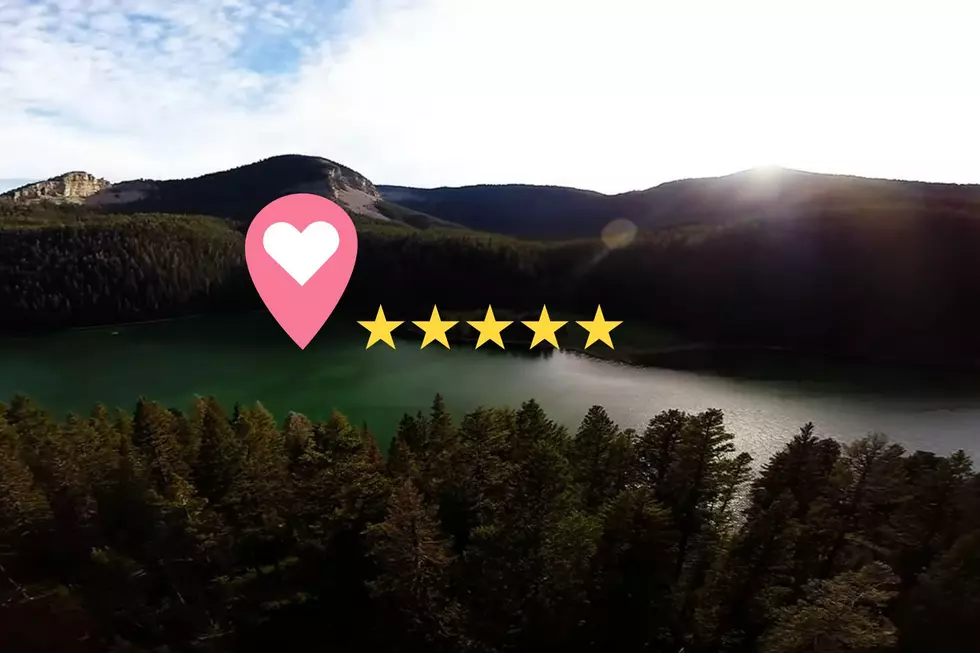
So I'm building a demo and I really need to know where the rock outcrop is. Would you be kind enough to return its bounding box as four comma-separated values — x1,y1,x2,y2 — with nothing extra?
2,171,110,204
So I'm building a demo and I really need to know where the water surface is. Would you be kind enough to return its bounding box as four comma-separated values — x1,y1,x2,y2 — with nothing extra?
3,314,979,463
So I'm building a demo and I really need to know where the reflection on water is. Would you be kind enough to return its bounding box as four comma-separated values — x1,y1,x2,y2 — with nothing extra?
2,313,980,463
527,353,980,465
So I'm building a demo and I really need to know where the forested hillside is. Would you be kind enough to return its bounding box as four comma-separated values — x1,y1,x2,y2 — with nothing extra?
1,394,977,652
0,201,252,329
4,199,980,365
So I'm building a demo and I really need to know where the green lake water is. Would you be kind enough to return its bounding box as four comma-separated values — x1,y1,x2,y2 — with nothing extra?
3,313,980,463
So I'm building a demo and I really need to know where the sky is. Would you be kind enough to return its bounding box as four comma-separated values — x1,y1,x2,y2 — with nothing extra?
1,0,978,194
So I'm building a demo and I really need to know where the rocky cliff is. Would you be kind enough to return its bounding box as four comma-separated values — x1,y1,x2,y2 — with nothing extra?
2,171,110,204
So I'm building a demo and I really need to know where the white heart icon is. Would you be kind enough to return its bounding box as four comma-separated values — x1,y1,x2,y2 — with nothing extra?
262,221,340,286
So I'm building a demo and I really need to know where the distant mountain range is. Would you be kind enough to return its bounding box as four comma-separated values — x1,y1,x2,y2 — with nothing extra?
6,155,980,239
381,168,980,238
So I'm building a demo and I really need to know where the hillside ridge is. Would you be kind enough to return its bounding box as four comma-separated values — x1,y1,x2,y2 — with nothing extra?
2,155,464,231
379,166,980,238
9,159,980,239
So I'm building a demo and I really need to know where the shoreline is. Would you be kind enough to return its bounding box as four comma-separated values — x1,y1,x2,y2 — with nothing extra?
5,310,980,376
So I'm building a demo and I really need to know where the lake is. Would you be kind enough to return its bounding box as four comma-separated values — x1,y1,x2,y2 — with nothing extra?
3,313,980,464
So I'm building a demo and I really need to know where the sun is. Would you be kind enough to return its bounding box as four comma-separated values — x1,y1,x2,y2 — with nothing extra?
749,163,788,176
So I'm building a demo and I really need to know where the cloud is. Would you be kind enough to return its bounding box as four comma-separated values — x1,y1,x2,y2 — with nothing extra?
1,0,978,193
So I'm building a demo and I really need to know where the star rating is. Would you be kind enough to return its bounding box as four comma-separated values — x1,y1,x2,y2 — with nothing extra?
467,306,512,349
576,305,622,349
413,306,458,349
522,305,567,349
355,305,621,350
357,306,403,349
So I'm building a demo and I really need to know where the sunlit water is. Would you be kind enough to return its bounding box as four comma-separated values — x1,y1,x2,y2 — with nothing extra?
2,313,980,463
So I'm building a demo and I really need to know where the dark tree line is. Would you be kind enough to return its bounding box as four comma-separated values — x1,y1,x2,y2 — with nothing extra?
5,199,980,364
1,393,978,652
0,204,251,331
0,202,545,332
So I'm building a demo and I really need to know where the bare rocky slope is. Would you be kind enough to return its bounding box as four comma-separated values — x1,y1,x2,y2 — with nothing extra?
2,171,110,204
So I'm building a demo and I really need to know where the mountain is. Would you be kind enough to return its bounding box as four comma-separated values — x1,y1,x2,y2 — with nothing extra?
10,158,980,245
1,172,110,204
88,154,394,224
2,155,464,232
378,183,612,238
380,167,980,239
15,160,980,241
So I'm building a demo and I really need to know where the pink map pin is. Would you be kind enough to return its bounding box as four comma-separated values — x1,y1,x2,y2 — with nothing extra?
245,193,358,349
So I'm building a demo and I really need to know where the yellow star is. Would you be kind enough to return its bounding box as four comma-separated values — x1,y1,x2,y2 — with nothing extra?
522,305,567,349
412,306,458,349
467,306,513,349
576,305,622,349
357,306,403,349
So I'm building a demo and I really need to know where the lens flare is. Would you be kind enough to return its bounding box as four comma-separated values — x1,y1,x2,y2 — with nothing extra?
601,219,637,249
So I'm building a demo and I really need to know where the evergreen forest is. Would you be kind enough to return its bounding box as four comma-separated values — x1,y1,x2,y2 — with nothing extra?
6,199,980,365
1,394,978,653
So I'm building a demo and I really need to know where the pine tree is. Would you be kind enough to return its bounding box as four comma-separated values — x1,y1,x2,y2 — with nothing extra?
655,409,738,584
132,398,193,504
748,423,841,520
438,407,511,552
387,434,420,480
745,424,842,591
282,411,313,462
465,400,598,650
312,410,353,453
702,491,802,653
394,411,429,456
225,402,289,539
714,452,754,530
888,450,974,585
410,395,458,497
194,396,243,505
172,402,203,471
635,409,689,490
818,434,907,576
88,403,124,490
359,423,386,473
428,394,455,459
0,412,53,605
569,405,634,510
701,427,844,653
367,480,465,652
587,486,678,651
5,395,62,491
